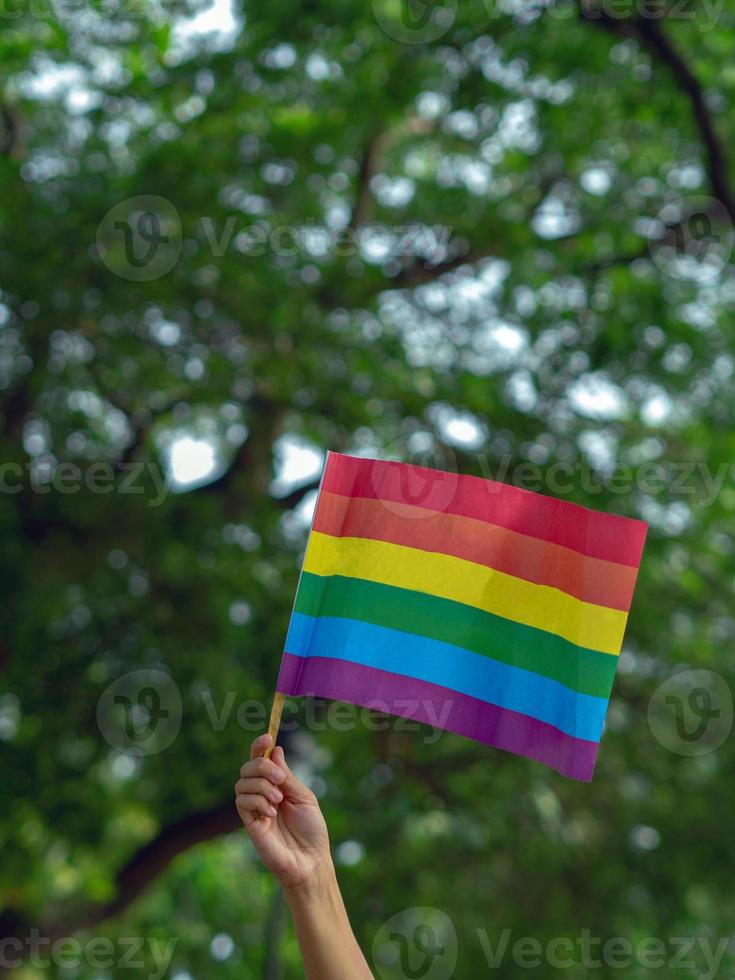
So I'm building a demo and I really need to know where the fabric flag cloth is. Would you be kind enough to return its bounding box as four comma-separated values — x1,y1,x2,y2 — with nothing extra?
276,452,647,781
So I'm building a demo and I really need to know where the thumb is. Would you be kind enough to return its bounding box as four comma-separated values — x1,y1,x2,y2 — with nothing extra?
272,745,314,803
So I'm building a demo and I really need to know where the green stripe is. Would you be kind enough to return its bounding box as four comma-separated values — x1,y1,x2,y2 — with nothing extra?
295,572,618,699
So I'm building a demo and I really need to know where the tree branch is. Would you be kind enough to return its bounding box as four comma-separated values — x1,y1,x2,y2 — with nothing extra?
87,799,241,928
271,477,321,510
0,798,240,969
633,18,735,220
0,106,22,159
391,243,500,289
579,1,735,220
0,728,302,966
198,395,282,513
347,131,387,232
581,193,728,273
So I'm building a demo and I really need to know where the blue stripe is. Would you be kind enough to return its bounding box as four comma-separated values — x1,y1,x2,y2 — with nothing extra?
286,613,606,742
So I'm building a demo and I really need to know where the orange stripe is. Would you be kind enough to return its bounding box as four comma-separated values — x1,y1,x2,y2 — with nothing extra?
313,490,638,612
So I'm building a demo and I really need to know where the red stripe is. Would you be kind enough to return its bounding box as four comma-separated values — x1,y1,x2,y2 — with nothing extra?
277,652,598,781
313,490,639,611
322,453,647,568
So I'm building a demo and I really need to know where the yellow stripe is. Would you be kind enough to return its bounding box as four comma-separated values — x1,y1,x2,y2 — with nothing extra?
304,532,627,656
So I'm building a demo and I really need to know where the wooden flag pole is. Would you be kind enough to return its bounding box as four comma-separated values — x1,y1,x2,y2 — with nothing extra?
263,691,285,759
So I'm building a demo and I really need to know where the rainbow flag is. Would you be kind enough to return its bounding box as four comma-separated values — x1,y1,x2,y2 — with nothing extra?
276,452,647,780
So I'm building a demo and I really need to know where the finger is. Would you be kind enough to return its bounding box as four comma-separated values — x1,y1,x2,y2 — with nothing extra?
240,757,286,783
234,777,283,804
250,733,272,760
236,794,278,819
239,809,263,830
271,745,314,803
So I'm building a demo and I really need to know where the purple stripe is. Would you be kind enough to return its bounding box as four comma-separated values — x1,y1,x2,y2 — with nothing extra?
277,652,598,781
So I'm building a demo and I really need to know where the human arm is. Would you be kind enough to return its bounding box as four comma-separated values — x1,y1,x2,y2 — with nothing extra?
235,733,373,980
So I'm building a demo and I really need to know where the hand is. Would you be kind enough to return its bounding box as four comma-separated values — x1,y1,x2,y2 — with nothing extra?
235,733,331,891
236,735,373,979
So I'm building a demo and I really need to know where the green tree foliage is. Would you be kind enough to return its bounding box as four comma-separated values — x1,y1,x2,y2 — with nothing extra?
1,0,735,976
